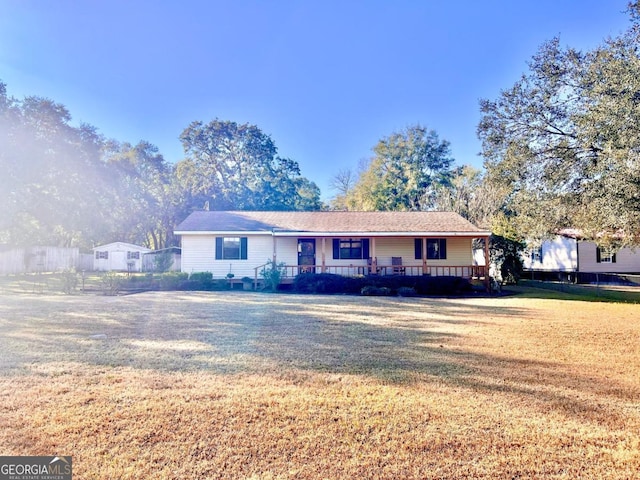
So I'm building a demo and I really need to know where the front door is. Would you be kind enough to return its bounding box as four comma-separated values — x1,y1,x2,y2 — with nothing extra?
298,239,316,273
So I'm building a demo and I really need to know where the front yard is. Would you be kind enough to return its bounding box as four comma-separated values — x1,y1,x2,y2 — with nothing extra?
0,289,638,478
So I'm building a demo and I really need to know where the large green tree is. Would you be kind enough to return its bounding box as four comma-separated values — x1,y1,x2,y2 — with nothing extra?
343,125,454,211
0,84,111,247
103,140,180,249
478,5,640,247
432,165,505,229
0,81,185,250
178,119,321,211
328,167,357,210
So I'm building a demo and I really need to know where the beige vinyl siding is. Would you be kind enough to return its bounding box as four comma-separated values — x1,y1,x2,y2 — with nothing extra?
428,237,474,277
180,235,215,274
181,234,274,278
241,235,274,277
274,237,353,275
440,237,473,265
281,237,371,271
316,238,333,267
374,238,419,268
274,237,298,268
276,237,358,270
578,242,640,273
372,237,472,266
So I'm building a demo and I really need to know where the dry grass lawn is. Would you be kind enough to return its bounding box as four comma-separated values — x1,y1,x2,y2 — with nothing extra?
0,288,639,479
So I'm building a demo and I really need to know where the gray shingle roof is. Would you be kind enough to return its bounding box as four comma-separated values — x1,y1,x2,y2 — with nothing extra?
175,211,489,236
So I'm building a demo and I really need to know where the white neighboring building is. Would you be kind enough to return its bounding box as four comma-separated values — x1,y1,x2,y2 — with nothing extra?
92,242,151,272
523,235,578,273
523,230,640,281
142,247,182,272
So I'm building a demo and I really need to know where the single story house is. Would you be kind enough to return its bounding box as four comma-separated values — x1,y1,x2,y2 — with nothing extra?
92,242,151,272
523,230,640,282
174,211,491,285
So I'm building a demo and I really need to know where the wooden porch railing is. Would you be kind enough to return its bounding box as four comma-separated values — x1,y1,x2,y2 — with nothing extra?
254,263,487,285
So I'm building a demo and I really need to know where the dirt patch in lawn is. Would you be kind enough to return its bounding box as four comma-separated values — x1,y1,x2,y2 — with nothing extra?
0,291,638,479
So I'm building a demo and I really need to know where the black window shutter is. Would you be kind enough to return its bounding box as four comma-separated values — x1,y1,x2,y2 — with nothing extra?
333,239,340,259
240,237,248,260
440,239,447,259
362,239,370,259
596,247,601,263
612,252,617,263
414,239,422,260
215,237,223,260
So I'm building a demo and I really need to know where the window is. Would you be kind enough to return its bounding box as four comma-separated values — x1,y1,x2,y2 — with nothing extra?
340,239,362,259
215,237,248,260
426,239,447,260
531,247,543,263
596,246,616,264
415,239,448,259
332,239,370,260
127,251,140,260
223,238,240,259
95,251,108,260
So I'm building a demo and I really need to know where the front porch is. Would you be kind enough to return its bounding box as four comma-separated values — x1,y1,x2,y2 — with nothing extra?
254,234,490,289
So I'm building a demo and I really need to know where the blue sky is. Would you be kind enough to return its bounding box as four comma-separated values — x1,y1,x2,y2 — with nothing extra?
0,0,632,200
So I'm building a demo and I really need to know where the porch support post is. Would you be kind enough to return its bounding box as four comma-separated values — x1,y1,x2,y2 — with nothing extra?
371,237,377,274
422,237,427,275
321,238,326,273
272,236,277,264
483,235,490,292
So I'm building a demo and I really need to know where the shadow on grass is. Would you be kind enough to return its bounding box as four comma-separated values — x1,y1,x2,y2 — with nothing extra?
1,291,637,425
508,280,640,304
0,293,502,376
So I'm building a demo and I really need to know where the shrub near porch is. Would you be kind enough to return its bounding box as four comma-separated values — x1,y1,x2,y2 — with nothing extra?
292,273,473,295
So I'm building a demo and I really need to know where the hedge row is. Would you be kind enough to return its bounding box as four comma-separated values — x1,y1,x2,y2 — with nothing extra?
123,272,231,291
117,272,472,296
292,273,472,296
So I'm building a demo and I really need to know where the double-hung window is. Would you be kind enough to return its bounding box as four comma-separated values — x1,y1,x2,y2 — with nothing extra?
427,239,447,260
596,246,616,264
415,239,447,260
215,237,248,260
531,246,543,263
332,239,370,260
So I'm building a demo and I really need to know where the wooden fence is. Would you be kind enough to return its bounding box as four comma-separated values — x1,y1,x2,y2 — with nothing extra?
0,246,81,274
